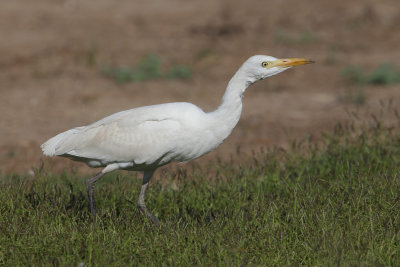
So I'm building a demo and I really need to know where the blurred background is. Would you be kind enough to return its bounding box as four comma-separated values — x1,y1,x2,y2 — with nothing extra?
1,0,399,174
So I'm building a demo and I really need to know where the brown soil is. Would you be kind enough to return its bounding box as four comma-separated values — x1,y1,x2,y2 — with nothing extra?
1,0,400,175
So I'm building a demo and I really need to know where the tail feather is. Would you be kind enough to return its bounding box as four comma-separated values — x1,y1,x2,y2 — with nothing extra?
41,127,83,156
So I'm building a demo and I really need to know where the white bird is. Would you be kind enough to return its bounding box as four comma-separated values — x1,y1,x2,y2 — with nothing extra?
41,55,313,225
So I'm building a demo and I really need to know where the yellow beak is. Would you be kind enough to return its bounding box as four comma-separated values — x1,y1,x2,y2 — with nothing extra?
273,58,314,68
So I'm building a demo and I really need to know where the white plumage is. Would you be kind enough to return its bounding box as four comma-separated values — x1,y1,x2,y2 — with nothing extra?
41,55,313,225
43,102,225,168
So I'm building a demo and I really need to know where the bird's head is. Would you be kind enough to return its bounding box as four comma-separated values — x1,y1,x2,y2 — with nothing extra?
241,55,314,83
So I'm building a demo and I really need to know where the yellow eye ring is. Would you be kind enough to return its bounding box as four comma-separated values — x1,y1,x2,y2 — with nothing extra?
261,61,269,68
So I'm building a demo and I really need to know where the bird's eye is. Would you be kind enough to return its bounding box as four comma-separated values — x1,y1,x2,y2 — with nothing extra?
261,61,269,68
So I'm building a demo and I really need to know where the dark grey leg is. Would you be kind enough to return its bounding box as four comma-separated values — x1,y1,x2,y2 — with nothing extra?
85,172,105,218
138,170,160,226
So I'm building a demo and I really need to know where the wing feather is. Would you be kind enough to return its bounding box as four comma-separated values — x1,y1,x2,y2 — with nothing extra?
55,103,200,164
61,118,181,164
47,102,206,166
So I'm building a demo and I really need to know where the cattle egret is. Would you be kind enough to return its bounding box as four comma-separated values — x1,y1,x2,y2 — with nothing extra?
41,55,313,225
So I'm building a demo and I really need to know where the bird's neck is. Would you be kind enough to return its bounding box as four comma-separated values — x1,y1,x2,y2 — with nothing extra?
208,69,253,140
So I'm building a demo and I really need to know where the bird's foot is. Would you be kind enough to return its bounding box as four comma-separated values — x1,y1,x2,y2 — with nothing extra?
138,205,160,227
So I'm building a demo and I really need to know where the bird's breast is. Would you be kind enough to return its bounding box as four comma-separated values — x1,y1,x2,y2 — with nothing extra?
167,126,225,163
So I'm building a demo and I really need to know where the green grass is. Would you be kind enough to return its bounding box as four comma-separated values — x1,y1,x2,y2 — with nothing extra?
1,120,400,265
339,63,400,105
341,63,400,86
102,54,192,84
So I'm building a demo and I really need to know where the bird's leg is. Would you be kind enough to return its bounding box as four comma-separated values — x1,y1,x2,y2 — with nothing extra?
85,163,120,219
138,183,160,226
137,170,160,226
85,172,105,218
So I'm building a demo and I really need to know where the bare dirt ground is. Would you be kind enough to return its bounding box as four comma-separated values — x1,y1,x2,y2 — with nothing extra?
1,0,400,174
